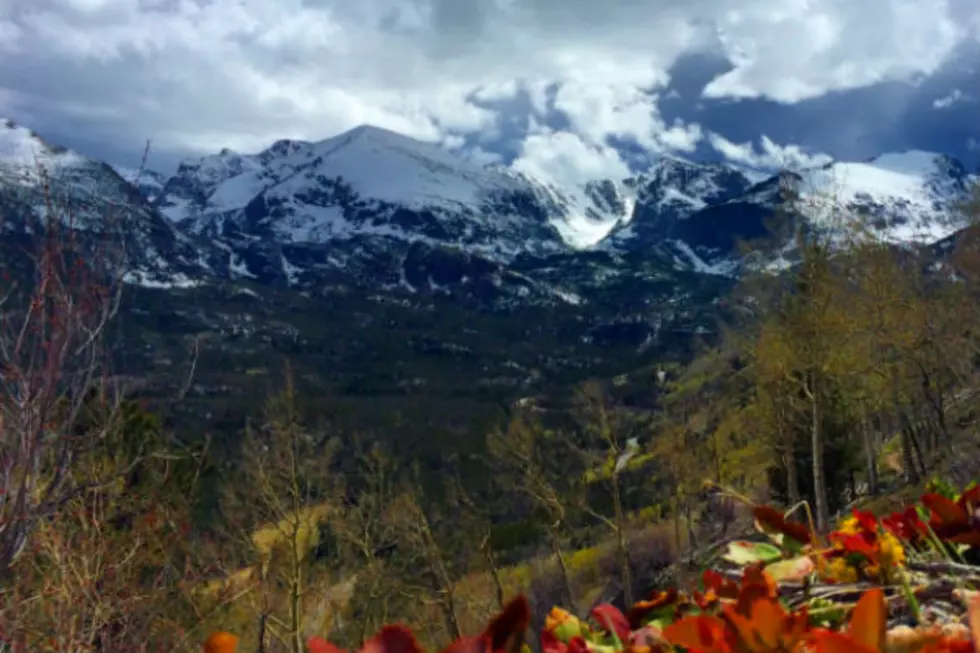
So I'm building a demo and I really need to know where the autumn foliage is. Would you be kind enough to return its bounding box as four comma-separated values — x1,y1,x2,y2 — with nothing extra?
201,483,980,653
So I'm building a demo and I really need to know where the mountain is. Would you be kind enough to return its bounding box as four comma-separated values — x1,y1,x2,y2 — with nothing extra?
598,151,975,275
153,126,624,264
0,118,207,288
1,116,976,453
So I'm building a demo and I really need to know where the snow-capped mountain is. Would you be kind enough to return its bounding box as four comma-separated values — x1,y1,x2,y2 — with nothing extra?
2,117,976,302
0,118,206,288
154,125,629,264
112,165,168,202
596,150,977,276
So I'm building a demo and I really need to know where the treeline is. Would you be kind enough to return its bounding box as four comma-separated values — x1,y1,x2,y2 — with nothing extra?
2,176,980,653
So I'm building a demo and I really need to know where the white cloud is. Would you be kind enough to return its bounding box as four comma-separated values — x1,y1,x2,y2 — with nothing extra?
933,88,967,108
659,122,703,152
0,0,977,187
512,128,631,186
708,133,833,170
705,0,969,102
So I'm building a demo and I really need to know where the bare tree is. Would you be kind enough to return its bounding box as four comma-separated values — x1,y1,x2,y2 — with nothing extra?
389,474,462,645
569,381,640,608
486,409,577,610
0,399,223,653
0,165,126,577
329,440,402,646
218,371,342,653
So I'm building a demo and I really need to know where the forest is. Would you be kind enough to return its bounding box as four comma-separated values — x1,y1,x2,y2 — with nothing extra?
2,175,980,653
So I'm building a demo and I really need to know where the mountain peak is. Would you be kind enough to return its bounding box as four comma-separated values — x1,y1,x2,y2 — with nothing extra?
322,123,448,159
0,118,85,178
1,118,48,162
343,123,405,140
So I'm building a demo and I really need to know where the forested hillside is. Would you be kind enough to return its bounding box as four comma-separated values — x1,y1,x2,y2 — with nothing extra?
2,174,980,653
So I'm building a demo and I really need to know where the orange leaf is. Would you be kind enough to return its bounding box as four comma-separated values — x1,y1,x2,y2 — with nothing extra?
627,588,680,628
969,595,980,653
662,614,733,653
847,588,887,652
723,596,785,651
203,632,239,653
808,630,879,653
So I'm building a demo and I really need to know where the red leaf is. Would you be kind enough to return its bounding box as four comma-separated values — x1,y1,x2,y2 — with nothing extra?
882,507,927,543
541,632,589,653
540,630,564,653
702,569,740,598
830,532,880,563
567,637,589,653
362,626,424,653
440,637,485,653
922,493,967,524
483,595,531,653
308,637,346,653
851,509,880,534
590,604,631,644
959,485,980,509
753,505,814,545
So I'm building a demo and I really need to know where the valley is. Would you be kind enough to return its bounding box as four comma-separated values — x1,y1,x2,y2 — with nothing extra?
1,116,976,461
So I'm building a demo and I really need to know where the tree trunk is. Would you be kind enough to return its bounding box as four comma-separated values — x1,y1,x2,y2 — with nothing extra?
610,473,633,608
808,374,829,531
438,582,461,641
482,537,505,610
781,405,801,506
257,613,268,653
860,403,879,495
899,418,920,484
290,541,304,653
907,420,928,477
551,526,575,610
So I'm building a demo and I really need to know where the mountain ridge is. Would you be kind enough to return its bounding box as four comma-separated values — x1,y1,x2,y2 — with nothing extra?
4,117,975,298
2,115,976,446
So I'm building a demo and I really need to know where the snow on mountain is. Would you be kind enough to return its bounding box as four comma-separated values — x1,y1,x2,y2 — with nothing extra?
153,125,633,267
798,150,975,244
3,116,976,299
598,155,756,252
0,118,208,289
598,149,976,277
0,118,87,184
112,165,168,202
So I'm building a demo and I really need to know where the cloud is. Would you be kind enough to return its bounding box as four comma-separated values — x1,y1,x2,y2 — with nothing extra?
0,0,978,186
933,88,968,109
703,0,971,103
512,123,632,186
708,133,833,170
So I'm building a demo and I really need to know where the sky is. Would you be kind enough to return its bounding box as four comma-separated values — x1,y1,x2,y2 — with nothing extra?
1,0,979,187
